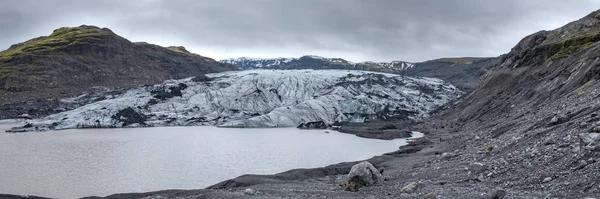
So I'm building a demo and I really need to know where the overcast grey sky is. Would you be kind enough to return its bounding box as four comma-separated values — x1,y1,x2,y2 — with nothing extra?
1,0,599,62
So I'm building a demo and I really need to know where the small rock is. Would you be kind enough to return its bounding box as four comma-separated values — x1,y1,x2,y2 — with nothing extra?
591,126,600,133
543,136,557,145
490,188,506,199
542,177,552,183
475,136,481,140
401,181,425,193
441,152,458,160
550,116,559,125
423,193,437,199
244,188,258,195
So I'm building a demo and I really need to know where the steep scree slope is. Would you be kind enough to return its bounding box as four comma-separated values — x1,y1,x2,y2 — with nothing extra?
421,9,600,197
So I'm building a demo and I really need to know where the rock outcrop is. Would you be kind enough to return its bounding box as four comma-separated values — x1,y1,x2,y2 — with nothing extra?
297,121,329,129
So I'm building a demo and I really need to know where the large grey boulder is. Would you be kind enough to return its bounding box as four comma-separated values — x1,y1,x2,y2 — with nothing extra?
344,161,384,191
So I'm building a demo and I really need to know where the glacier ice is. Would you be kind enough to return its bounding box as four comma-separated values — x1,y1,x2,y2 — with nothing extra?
9,70,463,131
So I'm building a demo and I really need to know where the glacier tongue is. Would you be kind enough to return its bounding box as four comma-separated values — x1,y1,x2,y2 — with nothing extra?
11,70,464,131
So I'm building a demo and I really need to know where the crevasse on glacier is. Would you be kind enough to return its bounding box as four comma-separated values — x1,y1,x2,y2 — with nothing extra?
13,70,463,131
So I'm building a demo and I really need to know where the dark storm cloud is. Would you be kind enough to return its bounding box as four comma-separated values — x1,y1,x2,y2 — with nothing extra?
1,0,599,62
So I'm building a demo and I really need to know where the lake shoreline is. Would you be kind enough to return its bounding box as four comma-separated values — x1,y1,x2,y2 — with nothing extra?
82,121,434,199
0,121,422,199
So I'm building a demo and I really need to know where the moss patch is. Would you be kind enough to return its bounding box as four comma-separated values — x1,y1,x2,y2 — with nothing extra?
430,57,479,66
548,32,599,60
0,25,112,62
167,46,190,54
0,67,12,78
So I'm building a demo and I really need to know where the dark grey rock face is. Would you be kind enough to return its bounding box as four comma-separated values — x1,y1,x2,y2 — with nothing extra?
402,57,500,92
297,121,329,129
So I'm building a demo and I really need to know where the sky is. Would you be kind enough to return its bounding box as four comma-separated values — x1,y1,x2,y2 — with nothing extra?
1,0,600,62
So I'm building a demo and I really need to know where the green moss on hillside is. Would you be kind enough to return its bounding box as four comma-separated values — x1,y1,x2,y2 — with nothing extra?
167,46,190,54
0,25,112,62
548,31,598,60
0,66,12,78
430,57,481,66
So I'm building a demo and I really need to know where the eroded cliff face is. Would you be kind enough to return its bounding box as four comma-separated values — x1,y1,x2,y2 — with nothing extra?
8,70,463,132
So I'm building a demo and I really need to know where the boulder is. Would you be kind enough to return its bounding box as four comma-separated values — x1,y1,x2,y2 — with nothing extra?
111,107,148,127
344,161,384,191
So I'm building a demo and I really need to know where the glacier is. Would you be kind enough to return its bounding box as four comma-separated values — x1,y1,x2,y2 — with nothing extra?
7,70,463,132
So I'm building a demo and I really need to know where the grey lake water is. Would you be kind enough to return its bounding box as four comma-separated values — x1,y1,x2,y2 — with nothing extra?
0,120,421,198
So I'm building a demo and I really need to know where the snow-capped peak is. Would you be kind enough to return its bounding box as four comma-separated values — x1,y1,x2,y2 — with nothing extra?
219,56,414,72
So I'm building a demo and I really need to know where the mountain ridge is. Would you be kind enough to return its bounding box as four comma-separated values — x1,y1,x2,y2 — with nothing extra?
220,56,416,71
221,56,499,92
0,25,237,119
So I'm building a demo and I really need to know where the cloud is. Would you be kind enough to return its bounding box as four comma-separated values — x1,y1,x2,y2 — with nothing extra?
1,0,599,62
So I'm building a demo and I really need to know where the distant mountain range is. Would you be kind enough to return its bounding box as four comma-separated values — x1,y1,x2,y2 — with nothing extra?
220,55,415,73
221,56,500,92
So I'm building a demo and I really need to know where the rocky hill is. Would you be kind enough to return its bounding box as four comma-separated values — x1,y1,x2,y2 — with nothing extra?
221,56,497,92
0,25,236,119
401,57,499,92
8,70,463,132
396,9,600,197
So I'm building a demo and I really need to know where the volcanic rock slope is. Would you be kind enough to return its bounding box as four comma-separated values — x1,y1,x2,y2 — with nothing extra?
10,70,463,132
0,25,236,119
411,10,600,198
